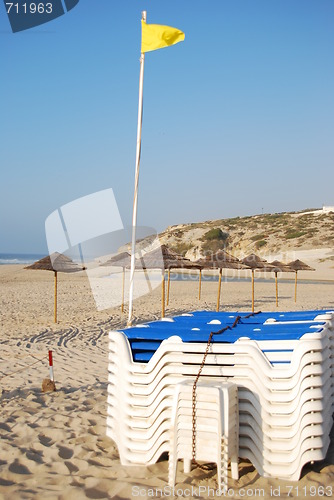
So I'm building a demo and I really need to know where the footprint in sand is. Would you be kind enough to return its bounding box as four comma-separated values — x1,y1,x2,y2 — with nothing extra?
84,487,109,499
38,433,54,447
26,449,44,464
8,459,32,475
0,422,11,432
57,445,74,459
64,460,79,473
0,478,16,486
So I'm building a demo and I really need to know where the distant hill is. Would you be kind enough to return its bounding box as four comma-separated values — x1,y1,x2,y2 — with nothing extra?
117,207,334,279
157,208,334,265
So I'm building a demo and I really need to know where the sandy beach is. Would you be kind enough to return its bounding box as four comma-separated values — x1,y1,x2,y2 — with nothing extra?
0,264,333,499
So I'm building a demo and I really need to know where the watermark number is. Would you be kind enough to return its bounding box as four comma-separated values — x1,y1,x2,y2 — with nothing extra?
6,3,53,14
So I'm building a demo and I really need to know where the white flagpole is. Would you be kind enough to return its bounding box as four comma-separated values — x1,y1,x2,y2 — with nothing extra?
128,11,146,326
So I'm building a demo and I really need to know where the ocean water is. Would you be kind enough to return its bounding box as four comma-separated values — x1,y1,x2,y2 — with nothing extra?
170,272,333,285
0,253,44,265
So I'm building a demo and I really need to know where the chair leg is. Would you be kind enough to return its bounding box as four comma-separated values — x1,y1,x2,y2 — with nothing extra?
217,459,222,492
183,458,191,473
231,454,239,480
222,438,228,492
168,454,177,487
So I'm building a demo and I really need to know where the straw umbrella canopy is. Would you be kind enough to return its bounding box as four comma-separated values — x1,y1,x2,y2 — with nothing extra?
196,250,248,312
136,245,186,269
102,251,131,268
101,252,131,313
25,252,85,323
163,253,200,307
134,245,199,317
241,253,268,267
287,259,315,302
194,251,238,303
267,260,294,307
241,254,275,312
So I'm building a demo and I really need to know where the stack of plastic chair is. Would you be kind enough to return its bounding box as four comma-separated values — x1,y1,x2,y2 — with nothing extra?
106,309,334,480
168,380,239,491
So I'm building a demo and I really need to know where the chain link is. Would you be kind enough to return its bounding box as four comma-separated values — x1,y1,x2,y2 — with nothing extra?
191,329,216,470
191,311,261,469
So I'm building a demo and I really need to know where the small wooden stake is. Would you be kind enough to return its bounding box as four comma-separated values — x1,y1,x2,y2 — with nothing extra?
48,350,54,381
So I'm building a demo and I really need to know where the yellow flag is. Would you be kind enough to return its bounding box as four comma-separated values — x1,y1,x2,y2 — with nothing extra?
141,20,185,53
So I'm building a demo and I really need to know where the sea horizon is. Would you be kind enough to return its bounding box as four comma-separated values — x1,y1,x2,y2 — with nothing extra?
0,252,45,265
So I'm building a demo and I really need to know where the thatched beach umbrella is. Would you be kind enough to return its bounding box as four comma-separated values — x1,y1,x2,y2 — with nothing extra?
25,252,85,323
151,246,198,307
101,252,130,313
196,250,247,312
287,259,315,302
159,247,203,306
165,257,200,306
268,260,294,307
241,254,274,312
134,245,198,317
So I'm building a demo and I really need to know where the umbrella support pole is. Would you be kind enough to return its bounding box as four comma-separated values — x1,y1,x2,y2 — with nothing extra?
167,269,171,306
251,270,255,313
121,268,125,313
295,271,297,303
161,273,165,318
198,269,202,300
275,272,278,307
54,271,57,323
216,268,222,312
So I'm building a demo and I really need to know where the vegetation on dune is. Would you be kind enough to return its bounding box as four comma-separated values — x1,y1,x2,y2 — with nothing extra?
202,240,228,253
250,233,269,242
200,227,230,253
255,240,267,249
201,228,229,242
158,209,333,258
284,230,308,239
169,242,193,256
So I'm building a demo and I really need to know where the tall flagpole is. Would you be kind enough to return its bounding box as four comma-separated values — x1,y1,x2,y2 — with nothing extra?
128,11,146,326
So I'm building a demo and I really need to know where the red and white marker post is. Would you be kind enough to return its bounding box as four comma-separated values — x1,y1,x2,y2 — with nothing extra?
48,350,54,382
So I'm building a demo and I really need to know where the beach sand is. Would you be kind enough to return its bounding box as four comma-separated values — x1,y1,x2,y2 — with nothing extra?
0,264,333,499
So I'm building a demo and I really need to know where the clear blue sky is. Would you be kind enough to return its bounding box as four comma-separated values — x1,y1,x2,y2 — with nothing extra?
1,0,333,253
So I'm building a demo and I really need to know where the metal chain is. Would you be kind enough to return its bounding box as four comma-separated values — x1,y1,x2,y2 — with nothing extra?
191,311,261,469
191,329,216,470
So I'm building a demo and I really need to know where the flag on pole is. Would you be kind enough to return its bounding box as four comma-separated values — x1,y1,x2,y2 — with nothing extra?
128,12,184,325
141,20,185,53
